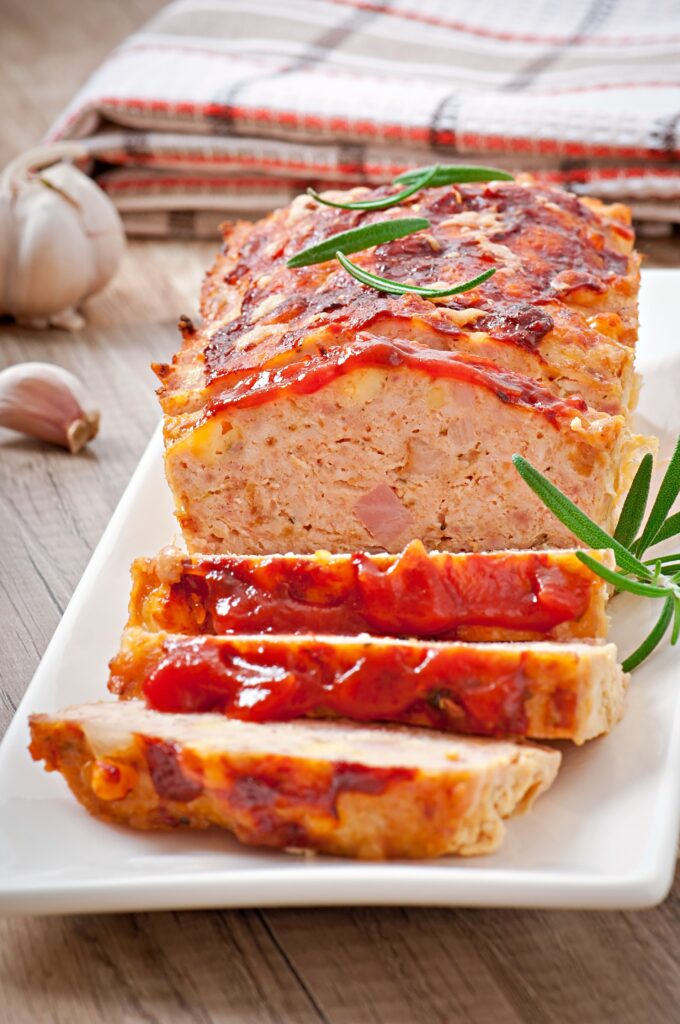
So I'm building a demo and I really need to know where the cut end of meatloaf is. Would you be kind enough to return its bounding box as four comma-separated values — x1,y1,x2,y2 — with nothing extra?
127,543,614,642
109,628,627,744
29,701,560,859
161,337,650,555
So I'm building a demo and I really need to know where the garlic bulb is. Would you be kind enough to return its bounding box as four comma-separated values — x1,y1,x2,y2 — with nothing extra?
0,143,125,329
0,362,100,453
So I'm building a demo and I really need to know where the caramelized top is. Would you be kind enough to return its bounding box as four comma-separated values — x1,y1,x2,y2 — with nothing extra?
153,179,637,422
201,180,634,385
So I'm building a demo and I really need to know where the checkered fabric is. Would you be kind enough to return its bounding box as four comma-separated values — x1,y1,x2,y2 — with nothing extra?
48,0,680,236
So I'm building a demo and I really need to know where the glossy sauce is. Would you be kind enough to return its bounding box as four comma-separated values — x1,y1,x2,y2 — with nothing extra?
142,543,595,640
140,635,578,737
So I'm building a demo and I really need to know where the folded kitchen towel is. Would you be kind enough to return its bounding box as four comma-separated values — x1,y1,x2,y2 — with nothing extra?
47,0,680,237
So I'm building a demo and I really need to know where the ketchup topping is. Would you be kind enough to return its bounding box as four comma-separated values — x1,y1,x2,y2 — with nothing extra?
202,337,587,426
140,635,579,737
149,543,595,640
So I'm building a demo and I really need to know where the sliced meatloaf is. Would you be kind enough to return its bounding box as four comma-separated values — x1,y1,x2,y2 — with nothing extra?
109,628,626,744
161,335,647,554
157,179,639,418
129,542,614,642
29,701,560,859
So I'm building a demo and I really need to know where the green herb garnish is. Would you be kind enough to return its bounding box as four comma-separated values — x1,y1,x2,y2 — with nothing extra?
307,166,440,212
308,164,514,211
286,217,430,268
288,164,510,293
633,437,680,555
393,164,514,187
336,251,495,298
511,455,651,579
613,452,653,547
512,443,680,671
622,597,674,671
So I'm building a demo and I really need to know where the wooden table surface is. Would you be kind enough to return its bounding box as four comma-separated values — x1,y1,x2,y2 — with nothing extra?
2,3,680,1021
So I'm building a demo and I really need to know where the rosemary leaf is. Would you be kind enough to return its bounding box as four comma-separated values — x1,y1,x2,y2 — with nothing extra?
575,552,670,598
393,164,514,187
636,436,680,554
613,452,653,547
287,217,430,268
672,596,680,645
511,455,653,579
336,252,495,297
622,597,674,672
307,166,439,212
644,553,680,565
647,510,680,547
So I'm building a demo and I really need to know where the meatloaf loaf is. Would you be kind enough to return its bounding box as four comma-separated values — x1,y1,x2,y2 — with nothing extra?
109,628,626,744
155,179,646,555
29,701,560,859
128,543,614,642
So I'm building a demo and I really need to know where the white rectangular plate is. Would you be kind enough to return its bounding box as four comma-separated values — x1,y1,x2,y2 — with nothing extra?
1,270,679,915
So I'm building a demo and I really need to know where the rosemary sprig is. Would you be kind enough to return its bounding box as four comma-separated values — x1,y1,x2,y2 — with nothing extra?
634,436,680,555
307,166,440,212
574,552,668,598
647,559,680,577
651,511,680,546
336,252,495,298
512,444,680,671
307,162,514,212
624,598,674,672
289,165,506,296
511,455,652,578
613,452,653,547
287,217,430,268
393,164,514,186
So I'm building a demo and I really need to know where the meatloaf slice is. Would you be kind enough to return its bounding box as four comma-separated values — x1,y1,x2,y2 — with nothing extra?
29,701,560,859
161,337,647,555
109,628,626,744
129,542,614,642
156,179,639,417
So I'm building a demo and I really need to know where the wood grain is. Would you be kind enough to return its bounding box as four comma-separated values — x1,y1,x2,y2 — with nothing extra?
1,2,679,1022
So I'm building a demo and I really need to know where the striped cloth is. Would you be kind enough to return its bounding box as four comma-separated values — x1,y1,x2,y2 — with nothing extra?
48,0,680,237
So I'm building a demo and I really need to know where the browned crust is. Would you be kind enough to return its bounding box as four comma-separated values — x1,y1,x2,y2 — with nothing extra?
29,709,559,859
156,180,639,419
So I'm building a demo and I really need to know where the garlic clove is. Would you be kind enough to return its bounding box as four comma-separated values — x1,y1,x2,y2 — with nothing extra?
0,362,100,453
41,163,125,297
11,180,92,322
0,144,125,329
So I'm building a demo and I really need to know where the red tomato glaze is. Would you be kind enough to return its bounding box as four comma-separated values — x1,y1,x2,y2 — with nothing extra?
156,543,595,639
141,635,578,736
202,337,587,427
